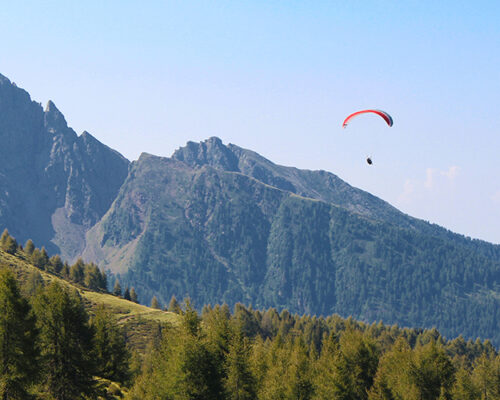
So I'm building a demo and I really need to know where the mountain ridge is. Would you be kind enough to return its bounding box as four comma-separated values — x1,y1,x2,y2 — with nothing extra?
0,73,130,260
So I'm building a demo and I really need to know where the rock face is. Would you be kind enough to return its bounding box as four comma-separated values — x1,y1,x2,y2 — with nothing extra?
0,73,130,259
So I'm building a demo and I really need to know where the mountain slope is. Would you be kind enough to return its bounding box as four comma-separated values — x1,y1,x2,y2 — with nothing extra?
0,247,178,355
0,74,129,260
83,139,500,346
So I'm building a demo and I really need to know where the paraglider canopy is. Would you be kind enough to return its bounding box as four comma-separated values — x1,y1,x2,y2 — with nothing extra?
342,109,393,129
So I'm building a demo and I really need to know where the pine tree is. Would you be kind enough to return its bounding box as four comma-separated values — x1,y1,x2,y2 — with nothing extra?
69,258,85,283
168,295,181,313
314,333,341,399
30,248,43,269
99,269,108,291
40,247,49,267
49,255,63,274
33,281,96,399
451,368,480,400
61,262,70,279
0,229,9,247
0,229,17,255
259,335,289,400
24,239,35,256
130,287,138,303
151,296,161,309
203,304,233,391
23,269,44,296
113,280,122,297
224,324,257,400
0,268,39,399
412,341,455,399
128,301,223,399
322,329,379,400
91,305,130,384
286,338,314,400
83,263,102,290
472,353,498,400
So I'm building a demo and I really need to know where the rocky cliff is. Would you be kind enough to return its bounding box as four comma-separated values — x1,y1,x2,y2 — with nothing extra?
0,73,129,259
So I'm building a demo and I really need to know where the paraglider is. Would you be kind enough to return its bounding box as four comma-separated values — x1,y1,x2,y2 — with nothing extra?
342,109,393,129
342,109,393,165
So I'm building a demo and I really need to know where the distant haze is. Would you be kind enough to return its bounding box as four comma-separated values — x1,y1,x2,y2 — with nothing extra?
1,1,499,243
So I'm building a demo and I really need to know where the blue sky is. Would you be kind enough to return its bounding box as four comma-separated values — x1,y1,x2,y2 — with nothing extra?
1,1,499,243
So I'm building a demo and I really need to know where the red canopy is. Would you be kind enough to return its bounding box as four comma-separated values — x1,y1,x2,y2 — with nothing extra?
342,109,393,128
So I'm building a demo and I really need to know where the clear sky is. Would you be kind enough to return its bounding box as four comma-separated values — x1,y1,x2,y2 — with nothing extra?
1,1,499,243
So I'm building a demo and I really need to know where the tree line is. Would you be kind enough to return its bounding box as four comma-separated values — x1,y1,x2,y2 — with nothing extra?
2,227,499,399
129,302,500,400
0,229,140,302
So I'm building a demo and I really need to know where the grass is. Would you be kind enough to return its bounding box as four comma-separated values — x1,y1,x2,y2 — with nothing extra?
0,248,181,355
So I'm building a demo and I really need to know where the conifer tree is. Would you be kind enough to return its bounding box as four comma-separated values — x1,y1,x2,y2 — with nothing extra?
23,269,44,296
91,305,130,384
113,280,122,297
99,269,108,291
83,263,102,290
324,329,379,400
40,246,49,268
123,287,131,301
49,255,63,274
30,248,43,269
69,258,85,283
129,301,223,399
472,353,499,399
33,282,96,399
0,229,17,254
0,268,39,399
203,304,232,389
314,333,345,399
224,324,257,400
151,296,161,309
24,239,35,256
0,229,9,247
168,294,181,313
286,338,314,400
412,340,455,399
61,262,70,279
259,335,289,400
452,367,480,400
129,287,138,303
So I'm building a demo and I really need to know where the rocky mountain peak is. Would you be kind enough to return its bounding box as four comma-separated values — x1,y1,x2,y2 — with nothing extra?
0,72,130,259
172,136,240,172
0,73,11,84
44,100,73,136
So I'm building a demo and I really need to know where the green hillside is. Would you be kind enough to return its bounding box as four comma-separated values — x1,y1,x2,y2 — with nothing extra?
0,247,179,355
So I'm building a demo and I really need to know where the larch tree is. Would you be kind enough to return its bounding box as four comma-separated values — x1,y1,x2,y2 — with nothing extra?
0,268,39,400
32,281,96,399
91,305,130,384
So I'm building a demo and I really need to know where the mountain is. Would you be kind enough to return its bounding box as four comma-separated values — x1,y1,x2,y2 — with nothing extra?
0,73,129,260
1,74,499,346
83,138,500,345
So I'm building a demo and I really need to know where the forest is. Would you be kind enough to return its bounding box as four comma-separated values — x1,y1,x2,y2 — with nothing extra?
1,229,499,399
